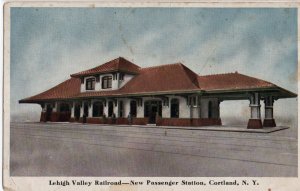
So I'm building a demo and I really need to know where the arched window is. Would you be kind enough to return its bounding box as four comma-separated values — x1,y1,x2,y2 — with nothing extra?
60,103,70,112
74,103,81,120
86,77,95,90
84,103,89,117
170,98,179,118
208,101,213,118
130,100,137,117
93,102,104,117
102,76,112,89
119,101,124,117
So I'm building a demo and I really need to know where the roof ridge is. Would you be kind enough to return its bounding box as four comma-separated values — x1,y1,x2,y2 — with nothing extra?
140,62,183,70
234,72,274,85
178,63,200,88
118,57,141,69
71,56,141,77
199,72,238,77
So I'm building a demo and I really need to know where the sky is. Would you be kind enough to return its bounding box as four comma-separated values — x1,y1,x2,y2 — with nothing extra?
10,8,298,126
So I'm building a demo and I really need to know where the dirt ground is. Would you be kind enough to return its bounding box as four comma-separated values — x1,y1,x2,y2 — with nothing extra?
10,122,297,177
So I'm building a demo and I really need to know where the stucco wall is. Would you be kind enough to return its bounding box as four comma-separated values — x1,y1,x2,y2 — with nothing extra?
136,103,144,118
57,96,220,121
200,98,219,118
119,74,135,88
80,73,134,92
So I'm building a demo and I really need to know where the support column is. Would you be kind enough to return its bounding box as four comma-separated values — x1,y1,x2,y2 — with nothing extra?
80,102,84,118
71,102,75,118
263,96,276,127
103,99,108,117
53,102,58,112
136,99,144,118
88,101,93,117
40,103,47,122
51,102,60,122
162,97,170,118
247,92,263,129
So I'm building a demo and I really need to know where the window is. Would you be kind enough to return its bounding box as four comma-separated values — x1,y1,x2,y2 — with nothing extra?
102,76,112,89
86,78,95,90
93,102,104,117
170,99,179,118
193,96,197,106
113,73,117,80
108,101,114,117
119,101,124,117
144,101,150,117
84,103,89,117
130,100,137,117
188,96,197,106
59,103,70,112
119,73,124,80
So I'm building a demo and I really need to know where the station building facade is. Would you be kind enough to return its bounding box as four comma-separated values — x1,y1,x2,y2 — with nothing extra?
19,57,296,129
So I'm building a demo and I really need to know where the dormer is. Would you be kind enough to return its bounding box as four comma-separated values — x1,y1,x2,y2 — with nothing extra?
70,57,140,92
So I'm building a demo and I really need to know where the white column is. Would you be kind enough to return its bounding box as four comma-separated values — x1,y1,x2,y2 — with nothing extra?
103,99,108,117
53,102,58,112
249,92,261,119
136,98,144,118
264,96,274,119
114,100,119,117
80,102,84,118
124,99,130,118
88,101,93,117
71,102,75,118
162,97,170,118
247,92,263,129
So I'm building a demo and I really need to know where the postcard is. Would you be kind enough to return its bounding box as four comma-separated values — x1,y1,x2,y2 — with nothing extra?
3,1,299,190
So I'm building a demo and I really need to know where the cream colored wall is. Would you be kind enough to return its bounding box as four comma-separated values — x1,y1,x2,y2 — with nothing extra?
70,96,220,119
119,74,135,88
200,97,220,118
136,101,144,118
80,73,135,93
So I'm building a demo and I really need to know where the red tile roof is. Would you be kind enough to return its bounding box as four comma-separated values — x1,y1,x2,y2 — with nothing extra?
120,63,200,93
19,58,296,103
70,63,201,98
197,72,276,91
19,78,81,102
71,57,140,77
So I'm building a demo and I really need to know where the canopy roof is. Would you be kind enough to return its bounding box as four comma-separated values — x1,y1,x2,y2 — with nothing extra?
20,57,297,103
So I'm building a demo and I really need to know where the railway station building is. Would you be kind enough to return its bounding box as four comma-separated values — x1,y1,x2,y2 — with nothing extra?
19,57,296,129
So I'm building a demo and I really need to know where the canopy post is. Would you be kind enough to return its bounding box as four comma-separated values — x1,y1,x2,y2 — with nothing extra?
263,96,276,127
247,92,263,129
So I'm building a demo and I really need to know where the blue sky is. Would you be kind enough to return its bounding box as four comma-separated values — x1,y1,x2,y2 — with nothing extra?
10,8,297,125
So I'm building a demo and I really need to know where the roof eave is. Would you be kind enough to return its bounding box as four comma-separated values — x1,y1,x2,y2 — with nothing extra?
71,89,203,99
203,86,297,98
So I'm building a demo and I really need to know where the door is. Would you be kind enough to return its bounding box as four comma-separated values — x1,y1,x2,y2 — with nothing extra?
144,101,162,124
149,104,158,124
46,105,52,121
75,104,80,121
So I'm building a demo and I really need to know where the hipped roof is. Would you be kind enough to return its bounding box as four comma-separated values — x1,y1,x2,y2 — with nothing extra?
70,57,141,77
19,57,297,103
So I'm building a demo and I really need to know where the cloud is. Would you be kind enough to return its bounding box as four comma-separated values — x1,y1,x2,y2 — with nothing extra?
10,8,297,126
